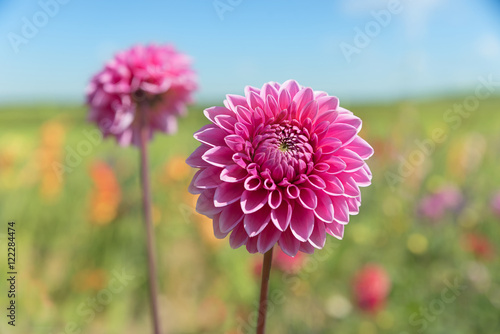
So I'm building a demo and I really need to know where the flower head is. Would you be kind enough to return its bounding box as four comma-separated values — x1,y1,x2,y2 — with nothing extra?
86,44,197,146
417,185,464,222
352,264,391,313
187,80,373,256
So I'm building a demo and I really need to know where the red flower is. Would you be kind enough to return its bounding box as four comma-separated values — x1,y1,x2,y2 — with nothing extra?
352,264,391,313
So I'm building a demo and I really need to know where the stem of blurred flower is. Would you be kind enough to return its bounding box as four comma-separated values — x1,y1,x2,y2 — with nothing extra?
139,110,162,334
257,247,274,334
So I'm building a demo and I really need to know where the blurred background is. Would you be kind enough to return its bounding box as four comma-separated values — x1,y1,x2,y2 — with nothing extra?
0,0,499,333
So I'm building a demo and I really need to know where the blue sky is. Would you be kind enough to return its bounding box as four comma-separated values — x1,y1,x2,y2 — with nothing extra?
0,0,499,104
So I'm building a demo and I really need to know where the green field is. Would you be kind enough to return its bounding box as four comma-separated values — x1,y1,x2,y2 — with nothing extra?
0,97,499,334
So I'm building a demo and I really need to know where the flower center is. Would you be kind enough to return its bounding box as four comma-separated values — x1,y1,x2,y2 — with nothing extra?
253,121,313,182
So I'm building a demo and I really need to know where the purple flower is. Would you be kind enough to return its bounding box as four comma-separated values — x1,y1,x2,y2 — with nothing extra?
86,44,197,146
187,80,373,256
491,192,500,218
417,185,464,222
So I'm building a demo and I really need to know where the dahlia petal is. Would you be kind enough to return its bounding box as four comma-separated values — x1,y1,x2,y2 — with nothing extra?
234,106,253,125
225,94,249,110
204,106,233,123
260,82,279,102
246,236,259,253
278,87,292,111
265,94,279,118
196,189,222,218
299,241,315,254
271,200,292,231
219,202,244,233
268,189,283,209
188,170,204,194
202,146,234,167
214,182,244,207
306,174,326,189
224,134,245,152
194,125,227,147
337,174,361,198
314,191,335,223
309,219,326,249
325,222,344,240
323,156,347,174
323,175,345,196
298,187,318,210
317,96,339,113
313,121,330,137
278,228,300,257
244,176,262,191
337,149,365,172
241,188,269,214
281,80,301,99
328,123,357,145
247,91,265,110
316,110,338,124
349,137,374,159
336,113,362,130
229,223,249,249
290,205,315,242
333,197,349,224
234,122,250,139
292,87,314,115
244,85,261,96
244,205,271,237
194,167,222,189
215,115,237,133
319,137,342,155
286,184,299,199
257,224,282,253
351,166,372,187
299,100,318,123
213,214,229,239
346,197,360,215
220,164,248,183
117,129,133,147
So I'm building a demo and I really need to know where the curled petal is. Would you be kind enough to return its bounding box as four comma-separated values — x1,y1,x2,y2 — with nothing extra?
220,165,248,183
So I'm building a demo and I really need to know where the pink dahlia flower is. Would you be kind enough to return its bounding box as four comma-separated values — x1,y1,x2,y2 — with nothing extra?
187,80,373,256
86,44,197,146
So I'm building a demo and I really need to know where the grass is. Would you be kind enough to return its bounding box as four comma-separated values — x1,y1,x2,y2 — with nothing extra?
0,96,499,334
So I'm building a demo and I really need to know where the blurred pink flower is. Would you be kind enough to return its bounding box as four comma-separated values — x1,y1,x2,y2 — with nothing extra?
187,80,373,256
417,185,464,222
352,264,391,313
490,192,500,218
86,44,197,146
